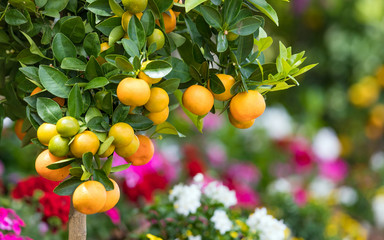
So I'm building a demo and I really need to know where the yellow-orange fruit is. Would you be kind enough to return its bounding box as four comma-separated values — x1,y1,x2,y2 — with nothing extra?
124,135,154,166
209,74,236,101
147,107,169,125
117,78,151,106
228,111,255,129
229,90,266,122
99,179,120,212
115,135,140,158
182,85,214,116
108,122,135,148
145,87,169,112
70,131,100,158
72,181,107,215
35,150,70,181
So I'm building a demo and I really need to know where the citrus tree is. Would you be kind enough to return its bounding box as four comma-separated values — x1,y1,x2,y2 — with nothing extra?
0,0,316,238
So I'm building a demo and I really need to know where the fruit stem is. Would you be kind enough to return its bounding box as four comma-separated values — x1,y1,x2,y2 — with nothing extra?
68,200,87,240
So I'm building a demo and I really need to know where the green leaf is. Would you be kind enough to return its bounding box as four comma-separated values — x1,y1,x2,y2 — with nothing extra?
128,15,146,50
70,167,83,177
153,0,173,12
109,0,124,16
20,31,49,59
102,156,113,175
153,122,185,137
223,0,242,26
174,89,203,133
248,63,277,81
156,78,180,94
228,17,262,36
19,67,39,82
87,116,109,132
16,49,43,65
45,0,69,12
209,74,225,94
52,33,77,62
165,57,191,83
61,58,87,71
98,136,114,155
108,25,124,46
141,9,155,37
47,158,76,170
84,33,101,57
39,65,71,98
143,60,172,79
96,17,122,36
200,6,222,29
54,177,83,196
236,35,254,63
185,0,207,13
217,31,228,52
93,169,114,190
121,38,140,58
168,32,186,48
82,152,94,172
88,0,113,16
110,163,132,172
60,16,85,43
112,104,130,124
5,9,28,25
255,37,273,53
115,57,134,72
9,0,36,13
124,114,153,131
81,169,92,181
85,56,103,81
68,84,83,119
247,0,279,26
84,77,109,90
36,98,62,124
85,107,103,123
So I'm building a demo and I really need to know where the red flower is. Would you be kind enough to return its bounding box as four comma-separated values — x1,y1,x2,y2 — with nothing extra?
183,145,206,177
12,176,57,199
39,192,70,225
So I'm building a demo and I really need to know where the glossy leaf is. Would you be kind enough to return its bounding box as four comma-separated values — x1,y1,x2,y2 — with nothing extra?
141,9,155,37
143,60,172,79
209,74,225,94
109,0,124,16
228,17,262,36
247,0,279,26
68,84,83,119
98,136,114,156
124,114,153,130
61,58,87,71
185,0,207,13
47,158,76,170
36,98,62,124
52,33,77,62
112,104,130,124
39,65,71,98
60,16,85,43
217,31,228,52
88,0,113,16
122,38,140,58
93,169,114,190
84,33,101,57
115,57,134,72
85,56,103,81
156,78,180,93
128,15,146,50
5,9,28,25
54,177,83,196
110,163,132,173
200,5,222,29
96,17,122,36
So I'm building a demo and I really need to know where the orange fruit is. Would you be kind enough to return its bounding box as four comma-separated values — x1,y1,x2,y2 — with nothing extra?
156,10,176,33
117,78,151,106
56,116,80,137
121,11,143,32
124,135,154,166
145,87,169,112
229,90,266,122
228,111,255,129
35,149,70,181
72,181,107,215
14,119,26,141
182,85,214,116
122,0,147,14
99,144,116,158
209,74,236,101
138,61,162,85
48,135,70,157
37,123,58,146
70,131,100,158
99,179,120,212
108,122,135,148
31,87,65,106
115,134,139,158
147,107,169,125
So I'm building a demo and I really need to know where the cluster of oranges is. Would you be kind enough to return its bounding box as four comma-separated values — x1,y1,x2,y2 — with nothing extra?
182,74,266,129
33,114,154,214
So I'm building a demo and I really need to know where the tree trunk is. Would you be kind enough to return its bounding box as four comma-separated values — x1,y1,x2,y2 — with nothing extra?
68,201,87,240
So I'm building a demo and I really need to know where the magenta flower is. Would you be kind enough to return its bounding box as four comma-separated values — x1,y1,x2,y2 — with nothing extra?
289,138,314,173
105,208,121,225
206,143,227,167
294,188,308,206
0,208,25,235
230,184,259,208
225,163,260,186
202,113,224,131
319,159,348,183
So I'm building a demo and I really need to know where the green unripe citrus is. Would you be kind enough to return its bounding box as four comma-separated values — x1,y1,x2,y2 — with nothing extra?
147,29,165,51
122,0,148,14
48,135,70,157
56,116,80,137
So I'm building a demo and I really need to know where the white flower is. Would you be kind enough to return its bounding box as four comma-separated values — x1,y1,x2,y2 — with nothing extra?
3,118,13,128
246,208,286,240
210,209,233,234
188,235,202,240
312,128,341,162
370,151,384,171
336,186,358,206
204,181,237,208
169,184,201,216
268,178,292,194
309,177,335,199
193,173,204,184
257,106,293,140
372,194,384,228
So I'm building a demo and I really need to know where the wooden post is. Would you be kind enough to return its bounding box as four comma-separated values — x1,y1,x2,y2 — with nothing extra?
68,201,87,240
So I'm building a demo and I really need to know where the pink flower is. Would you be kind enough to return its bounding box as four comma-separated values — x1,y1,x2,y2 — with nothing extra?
105,208,121,225
225,163,260,186
289,138,314,172
230,184,259,208
206,143,227,167
202,113,224,131
319,159,348,183
294,188,308,206
0,208,25,235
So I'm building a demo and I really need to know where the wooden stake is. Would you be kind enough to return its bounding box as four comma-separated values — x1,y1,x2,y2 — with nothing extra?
68,201,87,240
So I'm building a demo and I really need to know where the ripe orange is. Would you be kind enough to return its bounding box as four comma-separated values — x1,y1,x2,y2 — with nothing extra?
122,0,147,14
99,179,120,212
37,123,58,146
124,135,154,166
115,134,139,158
72,181,107,215
156,10,176,33
99,144,116,158
100,42,110,52
35,150,70,181
117,78,151,106
147,29,165,51
56,116,80,137
121,11,143,32
145,87,169,113
70,131,100,158
108,122,135,148
229,90,266,122
228,111,255,129
209,74,236,101
48,135,70,157
182,85,214,116
14,119,26,141
147,107,169,125
31,87,65,106
138,61,162,85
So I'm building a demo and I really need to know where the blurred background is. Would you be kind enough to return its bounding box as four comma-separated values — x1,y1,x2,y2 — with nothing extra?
2,0,384,239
